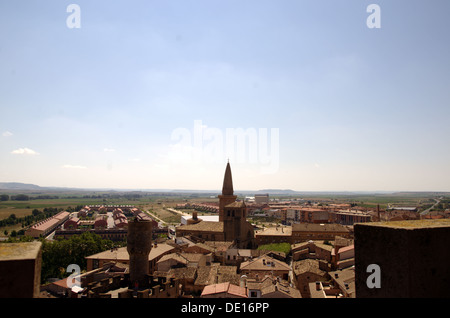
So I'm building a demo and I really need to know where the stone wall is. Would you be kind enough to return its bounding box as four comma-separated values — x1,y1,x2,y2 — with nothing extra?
355,220,450,298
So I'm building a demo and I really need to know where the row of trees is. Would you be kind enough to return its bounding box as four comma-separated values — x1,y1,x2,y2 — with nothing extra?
0,207,62,229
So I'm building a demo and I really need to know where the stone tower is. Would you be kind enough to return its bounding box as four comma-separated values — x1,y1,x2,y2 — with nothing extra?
127,219,152,287
218,162,255,248
218,161,237,221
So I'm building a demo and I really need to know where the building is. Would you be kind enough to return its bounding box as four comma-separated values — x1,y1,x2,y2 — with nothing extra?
176,162,255,249
254,194,269,205
329,209,372,225
85,243,175,274
291,240,333,263
201,282,247,298
255,226,291,245
332,244,354,270
295,207,329,223
255,223,350,245
328,267,355,298
64,217,80,230
195,264,241,294
55,228,128,242
156,252,208,272
291,223,350,243
25,211,70,238
292,259,329,298
245,276,301,298
239,253,290,281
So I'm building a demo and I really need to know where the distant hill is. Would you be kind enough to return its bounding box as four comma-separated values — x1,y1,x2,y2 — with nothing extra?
255,189,299,195
0,182,42,190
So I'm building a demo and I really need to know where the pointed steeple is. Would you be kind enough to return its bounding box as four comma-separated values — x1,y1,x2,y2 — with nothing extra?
222,161,234,196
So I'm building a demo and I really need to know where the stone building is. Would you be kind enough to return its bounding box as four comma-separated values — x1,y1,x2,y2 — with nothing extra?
292,259,329,298
85,243,175,274
239,253,290,281
0,242,42,298
355,219,450,298
176,162,255,249
256,223,350,245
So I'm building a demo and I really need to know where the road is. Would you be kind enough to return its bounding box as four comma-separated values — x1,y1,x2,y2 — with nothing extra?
419,197,442,216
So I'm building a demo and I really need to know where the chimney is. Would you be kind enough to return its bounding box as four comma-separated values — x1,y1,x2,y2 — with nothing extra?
193,211,198,220
240,275,247,288
316,281,321,291
335,273,339,279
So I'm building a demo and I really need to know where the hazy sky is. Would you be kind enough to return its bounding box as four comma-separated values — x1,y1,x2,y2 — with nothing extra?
1,1,449,192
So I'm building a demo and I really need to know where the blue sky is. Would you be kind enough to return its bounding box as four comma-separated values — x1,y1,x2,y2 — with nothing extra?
1,0,449,191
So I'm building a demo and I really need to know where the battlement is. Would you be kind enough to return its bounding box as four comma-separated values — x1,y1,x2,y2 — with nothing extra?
118,275,180,298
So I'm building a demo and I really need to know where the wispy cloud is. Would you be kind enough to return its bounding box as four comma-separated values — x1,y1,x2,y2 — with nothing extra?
2,131,13,137
11,148,39,155
62,164,87,169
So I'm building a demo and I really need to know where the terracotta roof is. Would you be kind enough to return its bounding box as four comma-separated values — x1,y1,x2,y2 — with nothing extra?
292,259,327,276
157,253,189,265
201,282,247,298
260,280,302,298
201,241,234,252
240,254,290,272
329,267,355,295
85,243,175,261
195,264,240,286
225,201,246,208
177,221,224,233
338,244,354,254
157,267,197,280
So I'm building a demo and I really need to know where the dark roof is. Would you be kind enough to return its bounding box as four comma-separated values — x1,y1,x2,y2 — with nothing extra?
226,201,246,208
177,221,224,233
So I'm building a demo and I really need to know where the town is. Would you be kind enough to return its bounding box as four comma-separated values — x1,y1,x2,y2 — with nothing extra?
1,162,449,299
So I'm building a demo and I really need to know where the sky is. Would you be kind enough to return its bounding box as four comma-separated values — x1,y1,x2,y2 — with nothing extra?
1,0,449,192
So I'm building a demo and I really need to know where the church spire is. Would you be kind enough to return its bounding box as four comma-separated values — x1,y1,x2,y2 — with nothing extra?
222,161,234,196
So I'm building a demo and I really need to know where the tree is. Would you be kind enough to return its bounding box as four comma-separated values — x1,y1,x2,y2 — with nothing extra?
40,232,117,283
12,194,29,201
32,209,42,216
0,194,9,201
